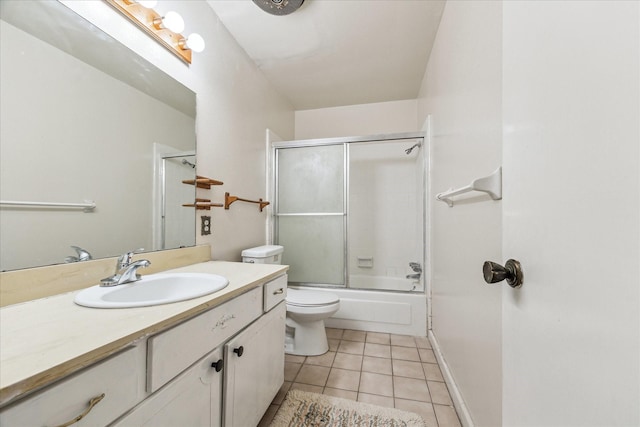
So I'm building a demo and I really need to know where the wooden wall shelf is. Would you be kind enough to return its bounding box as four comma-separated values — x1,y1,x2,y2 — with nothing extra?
182,198,223,210
182,176,223,189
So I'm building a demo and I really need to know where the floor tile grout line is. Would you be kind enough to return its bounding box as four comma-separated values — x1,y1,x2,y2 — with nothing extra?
282,329,460,427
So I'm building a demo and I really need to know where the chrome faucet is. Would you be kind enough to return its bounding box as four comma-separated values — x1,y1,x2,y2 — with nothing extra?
65,246,93,263
100,250,150,287
409,262,422,273
407,262,422,280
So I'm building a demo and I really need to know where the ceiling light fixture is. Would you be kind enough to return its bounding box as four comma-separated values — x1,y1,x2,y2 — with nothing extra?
252,0,305,16
104,0,205,64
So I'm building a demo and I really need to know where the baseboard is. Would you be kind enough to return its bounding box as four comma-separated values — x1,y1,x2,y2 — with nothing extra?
428,330,474,427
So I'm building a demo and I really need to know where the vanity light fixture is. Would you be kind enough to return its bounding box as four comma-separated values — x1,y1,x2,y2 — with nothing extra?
104,0,205,64
181,33,206,53
137,0,157,8
153,11,185,33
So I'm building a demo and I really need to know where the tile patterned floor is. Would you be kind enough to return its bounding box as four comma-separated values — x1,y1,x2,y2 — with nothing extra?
258,328,461,427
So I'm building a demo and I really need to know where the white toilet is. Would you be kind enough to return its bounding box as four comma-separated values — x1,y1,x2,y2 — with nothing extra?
285,288,340,356
241,245,340,356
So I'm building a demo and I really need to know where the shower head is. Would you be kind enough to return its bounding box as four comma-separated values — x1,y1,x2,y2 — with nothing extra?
182,159,196,168
404,142,422,155
252,0,305,16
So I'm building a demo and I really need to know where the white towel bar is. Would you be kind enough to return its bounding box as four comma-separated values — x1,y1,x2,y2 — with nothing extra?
436,167,502,207
0,200,96,212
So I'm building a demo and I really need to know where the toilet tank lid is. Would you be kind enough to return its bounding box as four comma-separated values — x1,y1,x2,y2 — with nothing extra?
241,245,284,258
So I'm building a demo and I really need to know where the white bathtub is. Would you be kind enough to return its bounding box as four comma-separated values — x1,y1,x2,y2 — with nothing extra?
290,284,427,336
348,274,419,292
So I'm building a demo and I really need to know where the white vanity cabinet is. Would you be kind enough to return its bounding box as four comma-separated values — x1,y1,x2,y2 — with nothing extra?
146,287,264,393
113,273,287,427
0,345,146,427
112,347,224,427
224,302,285,426
0,270,287,427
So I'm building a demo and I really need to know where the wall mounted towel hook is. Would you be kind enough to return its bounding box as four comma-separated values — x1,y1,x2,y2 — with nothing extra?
224,192,270,212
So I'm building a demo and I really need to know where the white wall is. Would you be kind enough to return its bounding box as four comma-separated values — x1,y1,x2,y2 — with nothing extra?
417,2,503,426
295,99,418,139
63,0,295,261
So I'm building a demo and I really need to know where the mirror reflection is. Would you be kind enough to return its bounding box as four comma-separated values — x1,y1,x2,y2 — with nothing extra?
0,1,197,271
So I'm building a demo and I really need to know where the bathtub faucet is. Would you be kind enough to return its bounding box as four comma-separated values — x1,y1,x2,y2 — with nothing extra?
406,273,421,280
409,262,422,273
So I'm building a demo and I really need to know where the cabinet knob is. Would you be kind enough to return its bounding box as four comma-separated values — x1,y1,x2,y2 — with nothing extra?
233,346,244,357
482,259,523,288
211,359,224,372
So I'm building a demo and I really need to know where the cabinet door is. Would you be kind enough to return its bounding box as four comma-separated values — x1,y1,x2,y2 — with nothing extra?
113,347,224,427
223,302,285,427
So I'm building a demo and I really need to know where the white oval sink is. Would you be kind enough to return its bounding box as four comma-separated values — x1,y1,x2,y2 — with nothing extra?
74,273,229,308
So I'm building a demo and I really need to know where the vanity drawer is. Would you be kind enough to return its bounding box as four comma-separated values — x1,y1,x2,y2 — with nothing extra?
0,345,145,427
264,274,288,312
147,286,262,392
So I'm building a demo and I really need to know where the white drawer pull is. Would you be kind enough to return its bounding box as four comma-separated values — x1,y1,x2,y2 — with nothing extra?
53,393,105,427
272,288,284,295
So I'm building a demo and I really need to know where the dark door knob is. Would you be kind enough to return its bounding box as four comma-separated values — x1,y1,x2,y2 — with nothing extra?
211,359,224,372
483,259,523,288
233,346,244,357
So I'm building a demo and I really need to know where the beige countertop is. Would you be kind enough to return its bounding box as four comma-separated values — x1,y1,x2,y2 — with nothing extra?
0,261,288,407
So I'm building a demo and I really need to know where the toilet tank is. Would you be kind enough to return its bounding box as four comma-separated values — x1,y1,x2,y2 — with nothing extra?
241,245,284,264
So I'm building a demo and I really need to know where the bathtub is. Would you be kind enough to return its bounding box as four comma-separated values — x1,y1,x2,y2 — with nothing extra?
348,274,419,292
290,282,427,336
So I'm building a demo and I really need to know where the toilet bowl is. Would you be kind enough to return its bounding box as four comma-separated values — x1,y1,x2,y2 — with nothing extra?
285,288,340,356
240,245,341,356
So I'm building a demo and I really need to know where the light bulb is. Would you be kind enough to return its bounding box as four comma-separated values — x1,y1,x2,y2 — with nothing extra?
137,0,157,8
162,11,185,33
185,33,205,53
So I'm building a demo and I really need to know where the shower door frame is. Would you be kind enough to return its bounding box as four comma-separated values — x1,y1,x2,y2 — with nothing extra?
271,131,427,292
152,143,196,251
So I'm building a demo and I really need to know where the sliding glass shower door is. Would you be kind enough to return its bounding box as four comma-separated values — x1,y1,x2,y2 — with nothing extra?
274,133,425,292
275,144,346,286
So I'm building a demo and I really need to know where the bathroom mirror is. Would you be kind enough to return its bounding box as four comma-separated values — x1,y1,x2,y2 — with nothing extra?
0,1,197,271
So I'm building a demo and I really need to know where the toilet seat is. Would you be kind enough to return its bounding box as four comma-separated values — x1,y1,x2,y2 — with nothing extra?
286,289,339,307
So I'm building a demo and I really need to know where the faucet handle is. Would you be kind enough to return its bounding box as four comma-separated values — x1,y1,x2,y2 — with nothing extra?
119,259,151,284
117,248,145,268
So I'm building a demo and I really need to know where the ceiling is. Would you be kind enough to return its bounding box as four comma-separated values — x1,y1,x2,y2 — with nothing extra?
206,0,446,111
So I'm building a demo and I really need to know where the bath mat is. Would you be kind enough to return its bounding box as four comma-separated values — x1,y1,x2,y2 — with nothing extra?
270,389,426,427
